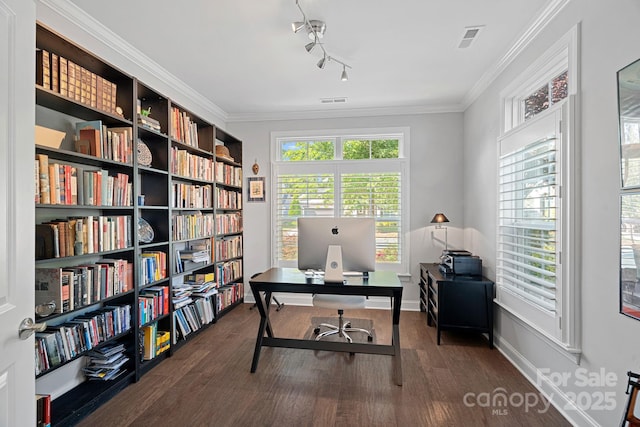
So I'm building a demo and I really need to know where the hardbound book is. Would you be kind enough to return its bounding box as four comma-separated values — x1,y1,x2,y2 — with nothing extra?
35,49,50,89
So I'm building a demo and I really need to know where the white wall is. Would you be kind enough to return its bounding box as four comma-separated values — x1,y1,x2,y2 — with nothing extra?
463,1,640,425
229,112,464,308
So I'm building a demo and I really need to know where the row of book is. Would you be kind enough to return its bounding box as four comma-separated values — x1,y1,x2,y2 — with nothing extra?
214,163,243,187
171,182,212,209
217,282,244,313
35,215,132,260
139,251,167,286
74,121,133,164
170,147,213,181
83,343,129,381
173,295,216,341
141,323,170,361
216,212,242,235
36,153,132,207
35,304,132,375
215,259,243,287
170,107,199,147
36,49,119,115
139,286,170,326
35,260,133,315
216,187,242,210
215,235,243,261
171,212,214,241
36,393,51,427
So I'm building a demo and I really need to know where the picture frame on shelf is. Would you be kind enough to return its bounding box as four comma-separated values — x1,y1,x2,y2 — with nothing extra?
247,177,266,202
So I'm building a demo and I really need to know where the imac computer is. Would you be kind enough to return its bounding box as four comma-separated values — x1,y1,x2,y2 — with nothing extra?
297,217,376,283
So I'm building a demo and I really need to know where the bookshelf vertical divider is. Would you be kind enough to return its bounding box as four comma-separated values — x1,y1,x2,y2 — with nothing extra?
34,22,243,425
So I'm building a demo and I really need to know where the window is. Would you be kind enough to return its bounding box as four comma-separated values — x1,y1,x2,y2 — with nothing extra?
498,26,579,352
271,129,409,274
523,71,568,121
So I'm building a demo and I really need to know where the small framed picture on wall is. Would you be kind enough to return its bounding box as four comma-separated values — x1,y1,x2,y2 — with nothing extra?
247,176,266,202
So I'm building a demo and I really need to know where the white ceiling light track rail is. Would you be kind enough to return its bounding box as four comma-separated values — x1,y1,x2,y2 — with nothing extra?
292,0,352,81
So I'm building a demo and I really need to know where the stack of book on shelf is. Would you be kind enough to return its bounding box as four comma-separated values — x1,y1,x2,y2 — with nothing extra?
171,283,193,310
137,114,161,133
83,343,128,381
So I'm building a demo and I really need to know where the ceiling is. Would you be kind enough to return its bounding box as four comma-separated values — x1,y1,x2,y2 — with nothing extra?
67,0,551,121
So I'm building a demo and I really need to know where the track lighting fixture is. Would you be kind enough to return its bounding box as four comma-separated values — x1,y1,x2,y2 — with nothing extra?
292,0,352,81
341,65,348,81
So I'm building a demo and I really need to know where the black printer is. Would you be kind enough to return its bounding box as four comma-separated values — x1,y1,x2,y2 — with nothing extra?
439,250,482,276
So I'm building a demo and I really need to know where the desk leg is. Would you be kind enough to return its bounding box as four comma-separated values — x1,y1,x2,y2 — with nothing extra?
391,293,403,386
250,287,274,373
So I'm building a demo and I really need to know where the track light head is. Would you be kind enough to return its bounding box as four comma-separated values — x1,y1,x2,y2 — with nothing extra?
292,21,306,33
305,40,316,53
317,56,327,69
341,66,348,81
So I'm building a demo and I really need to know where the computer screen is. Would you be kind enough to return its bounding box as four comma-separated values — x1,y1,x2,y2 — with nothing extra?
297,217,376,274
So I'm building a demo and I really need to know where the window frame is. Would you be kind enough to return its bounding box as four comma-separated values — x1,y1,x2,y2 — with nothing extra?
497,25,580,357
270,127,410,275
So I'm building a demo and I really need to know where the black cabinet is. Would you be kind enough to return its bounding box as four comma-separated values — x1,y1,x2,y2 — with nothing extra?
419,263,494,348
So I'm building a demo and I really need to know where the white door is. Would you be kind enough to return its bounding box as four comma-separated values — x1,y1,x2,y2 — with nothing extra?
0,1,36,426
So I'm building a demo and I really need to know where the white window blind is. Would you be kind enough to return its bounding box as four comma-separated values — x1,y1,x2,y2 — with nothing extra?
274,173,334,263
340,172,402,264
498,136,557,312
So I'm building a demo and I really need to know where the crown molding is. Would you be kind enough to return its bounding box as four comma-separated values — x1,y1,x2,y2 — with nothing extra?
461,0,571,109
38,0,569,125
37,0,228,124
225,103,465,123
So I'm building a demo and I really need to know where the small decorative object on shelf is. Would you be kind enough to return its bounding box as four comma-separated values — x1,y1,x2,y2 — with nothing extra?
137,140,153,166
138,217,154,243
215,144,234,162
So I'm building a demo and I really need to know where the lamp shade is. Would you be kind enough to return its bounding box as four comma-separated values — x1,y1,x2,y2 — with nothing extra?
430,213,449,224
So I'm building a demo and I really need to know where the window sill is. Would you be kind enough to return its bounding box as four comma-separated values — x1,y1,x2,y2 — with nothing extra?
494,299,582,365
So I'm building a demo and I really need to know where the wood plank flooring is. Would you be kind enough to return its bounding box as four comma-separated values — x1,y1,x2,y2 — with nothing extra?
77,304,571,427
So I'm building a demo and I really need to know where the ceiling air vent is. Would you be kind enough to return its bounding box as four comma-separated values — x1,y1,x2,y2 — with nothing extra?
458,26,484,49
320,97,347,104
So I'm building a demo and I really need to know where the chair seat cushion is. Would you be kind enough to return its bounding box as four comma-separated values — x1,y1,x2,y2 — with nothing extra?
312,294,366,309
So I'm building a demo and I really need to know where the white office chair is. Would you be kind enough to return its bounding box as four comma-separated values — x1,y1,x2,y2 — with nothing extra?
312,294,373,343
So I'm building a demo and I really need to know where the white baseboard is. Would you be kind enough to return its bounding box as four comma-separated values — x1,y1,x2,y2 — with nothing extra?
494,333,600,427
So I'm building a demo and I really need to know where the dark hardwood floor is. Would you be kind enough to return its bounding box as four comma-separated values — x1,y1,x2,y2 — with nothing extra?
77,304,571,427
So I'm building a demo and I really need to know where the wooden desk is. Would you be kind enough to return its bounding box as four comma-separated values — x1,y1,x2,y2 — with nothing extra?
249,268,403,385
419,263,494,348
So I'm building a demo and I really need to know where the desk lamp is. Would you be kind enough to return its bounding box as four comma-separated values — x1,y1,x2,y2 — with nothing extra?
431,213,450,250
